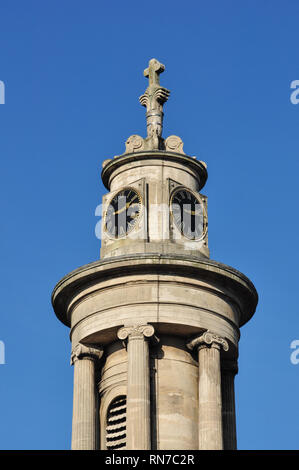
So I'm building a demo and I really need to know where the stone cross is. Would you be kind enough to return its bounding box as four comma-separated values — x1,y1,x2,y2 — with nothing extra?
143,59,165,87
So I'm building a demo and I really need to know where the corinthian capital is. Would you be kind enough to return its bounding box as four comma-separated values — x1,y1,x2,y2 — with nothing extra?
187,330,229,353
70,343,103,365
117,324,155,342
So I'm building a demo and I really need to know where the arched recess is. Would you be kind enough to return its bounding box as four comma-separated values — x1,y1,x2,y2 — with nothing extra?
100,384,127,450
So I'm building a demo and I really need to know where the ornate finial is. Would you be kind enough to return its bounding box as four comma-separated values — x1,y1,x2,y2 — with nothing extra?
139,58,170,149
122,59,186,156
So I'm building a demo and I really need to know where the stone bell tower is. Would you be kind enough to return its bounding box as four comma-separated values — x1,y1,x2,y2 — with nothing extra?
52,59,258,450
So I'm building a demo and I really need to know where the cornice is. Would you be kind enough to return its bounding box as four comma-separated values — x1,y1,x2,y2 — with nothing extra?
51,253,258,329
101,151,208,190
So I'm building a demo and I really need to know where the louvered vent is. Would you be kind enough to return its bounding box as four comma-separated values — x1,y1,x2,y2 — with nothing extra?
106,396,127,450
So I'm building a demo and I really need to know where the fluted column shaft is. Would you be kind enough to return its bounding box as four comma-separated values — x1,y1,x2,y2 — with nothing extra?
118,324,155,450
70,344,103,450
187,331,229,450
221,360,238,450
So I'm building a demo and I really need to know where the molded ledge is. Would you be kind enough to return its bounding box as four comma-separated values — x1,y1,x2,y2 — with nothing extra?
51,254,258,328
101,151,208,190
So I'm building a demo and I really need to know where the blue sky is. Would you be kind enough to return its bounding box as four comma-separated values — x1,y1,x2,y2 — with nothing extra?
0,0,298,449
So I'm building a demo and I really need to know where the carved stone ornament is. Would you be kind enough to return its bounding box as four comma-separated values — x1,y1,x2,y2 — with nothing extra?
165,135,185,154
187,330,229,352
117,324,155,342
125,134,145,154
70,343,103,365
122,60,189,154
139,58,170,150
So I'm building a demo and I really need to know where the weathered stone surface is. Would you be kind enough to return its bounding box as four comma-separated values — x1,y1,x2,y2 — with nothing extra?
51,59,258,451
165,135,185,154
71,344,103,450
187,331,229,450
117,325,154,450
100,151,209,259
139,58,170,150
125,135,145,154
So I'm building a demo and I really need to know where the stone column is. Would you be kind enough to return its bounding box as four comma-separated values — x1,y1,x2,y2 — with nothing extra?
117,324,155,450
221,359,238,450
187,331,229,450
70,343,103,450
